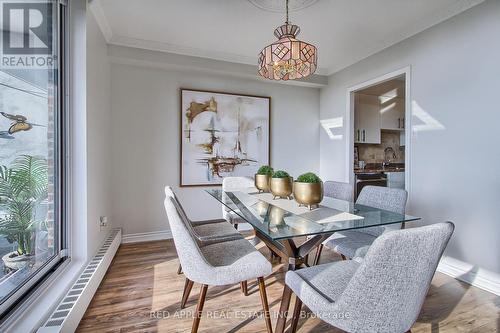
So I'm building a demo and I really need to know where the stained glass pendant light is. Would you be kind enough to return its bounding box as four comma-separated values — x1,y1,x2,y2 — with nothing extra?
258,0,317,81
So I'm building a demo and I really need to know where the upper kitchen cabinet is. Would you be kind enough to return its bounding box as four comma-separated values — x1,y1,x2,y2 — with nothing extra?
380,97,405,130
354,93,381,144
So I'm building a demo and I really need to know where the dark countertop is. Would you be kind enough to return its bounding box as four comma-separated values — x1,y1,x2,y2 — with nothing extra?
354,163,405,174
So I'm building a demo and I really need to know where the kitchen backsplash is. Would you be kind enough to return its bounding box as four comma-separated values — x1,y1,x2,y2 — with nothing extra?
357,131,405,164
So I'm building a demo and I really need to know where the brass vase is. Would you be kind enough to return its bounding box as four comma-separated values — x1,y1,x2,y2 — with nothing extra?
254,174,271,193
270,177,293,200
293,181,324,210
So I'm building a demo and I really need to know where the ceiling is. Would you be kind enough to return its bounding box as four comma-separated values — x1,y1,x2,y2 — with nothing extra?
94,0,484,75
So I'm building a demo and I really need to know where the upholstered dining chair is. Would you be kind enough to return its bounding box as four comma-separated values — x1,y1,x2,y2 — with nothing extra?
304,181,355,265
222,176,255,229
164,187,273,333
168,189,243,275
324,181,353,201
313,185,407,265
167,188,256,300
276,222,455,333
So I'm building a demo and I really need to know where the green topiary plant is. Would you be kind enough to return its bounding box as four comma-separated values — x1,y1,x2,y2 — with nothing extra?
296,172,322,183
272,170,290,178
0,155,48,256
257,165,273,176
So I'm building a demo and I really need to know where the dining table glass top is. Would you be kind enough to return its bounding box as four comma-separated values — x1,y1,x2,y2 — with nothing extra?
206,188,420,241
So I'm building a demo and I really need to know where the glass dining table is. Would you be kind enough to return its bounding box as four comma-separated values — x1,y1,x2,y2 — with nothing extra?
206,188,420,270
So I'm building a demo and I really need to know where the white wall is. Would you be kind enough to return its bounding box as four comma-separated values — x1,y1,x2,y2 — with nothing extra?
110,62,320,236
86,11,112,258
320,0,500,274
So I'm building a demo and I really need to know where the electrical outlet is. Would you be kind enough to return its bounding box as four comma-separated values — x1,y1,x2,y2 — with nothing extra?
100,216,108,230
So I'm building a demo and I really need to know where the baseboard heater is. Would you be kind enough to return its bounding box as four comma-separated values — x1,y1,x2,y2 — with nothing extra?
37,229,121,333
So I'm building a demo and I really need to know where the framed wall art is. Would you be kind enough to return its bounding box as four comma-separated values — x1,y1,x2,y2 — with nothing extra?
180,89,271,186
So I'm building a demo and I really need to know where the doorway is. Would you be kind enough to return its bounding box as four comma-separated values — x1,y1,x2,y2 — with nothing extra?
346,68,411,199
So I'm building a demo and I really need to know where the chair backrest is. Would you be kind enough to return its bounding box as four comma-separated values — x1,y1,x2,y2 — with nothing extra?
332,222,454,333
356,185,408,236
324,181,353,201
164,186,213,283
222,176,254,220
222,176,255,191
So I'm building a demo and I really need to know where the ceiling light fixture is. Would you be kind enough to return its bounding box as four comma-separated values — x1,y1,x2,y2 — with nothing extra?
258,0,317,81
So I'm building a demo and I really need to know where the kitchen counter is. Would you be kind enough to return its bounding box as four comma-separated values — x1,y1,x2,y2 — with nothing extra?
354,166,405,174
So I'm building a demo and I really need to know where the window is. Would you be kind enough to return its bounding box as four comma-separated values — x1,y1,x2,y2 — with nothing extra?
0,0,66,316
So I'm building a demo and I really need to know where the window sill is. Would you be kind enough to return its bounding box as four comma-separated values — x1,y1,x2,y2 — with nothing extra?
0,257,86,332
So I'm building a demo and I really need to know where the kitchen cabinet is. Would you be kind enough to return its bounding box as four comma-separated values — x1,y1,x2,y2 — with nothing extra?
354,94,381,144
380,97,405,130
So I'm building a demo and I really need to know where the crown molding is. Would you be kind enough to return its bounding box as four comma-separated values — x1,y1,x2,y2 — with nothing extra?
110,34,257,69
88,0,112,42
87,0,330,75
108,44,328,88
109,34,329,76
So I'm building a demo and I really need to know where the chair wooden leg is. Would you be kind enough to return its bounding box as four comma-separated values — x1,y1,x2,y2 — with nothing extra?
304,254,309,266
181,278,194,309
313,244,323,266
177,264,183,275
191,284,208,333
275,285,293,333
290,296,303,333
257,277,273,333
240,281,248,296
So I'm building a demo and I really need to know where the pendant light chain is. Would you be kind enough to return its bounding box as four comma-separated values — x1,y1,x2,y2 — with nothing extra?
286,0,289,24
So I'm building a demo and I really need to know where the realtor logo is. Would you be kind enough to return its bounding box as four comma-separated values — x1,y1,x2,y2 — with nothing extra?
1,1,54,68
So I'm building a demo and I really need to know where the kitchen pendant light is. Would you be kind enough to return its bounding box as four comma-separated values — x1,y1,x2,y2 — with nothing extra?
258,0,317,81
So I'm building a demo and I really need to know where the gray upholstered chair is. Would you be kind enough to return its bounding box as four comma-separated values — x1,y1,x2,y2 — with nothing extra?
324,181,353,201
168,188,256,298
164,187,273,333
314,185,408,264
276,222,455,333
305,181,353,265
169,189,243,275
222,176,255,229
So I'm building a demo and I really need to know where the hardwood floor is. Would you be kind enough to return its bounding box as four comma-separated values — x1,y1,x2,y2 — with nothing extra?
77,238,499,333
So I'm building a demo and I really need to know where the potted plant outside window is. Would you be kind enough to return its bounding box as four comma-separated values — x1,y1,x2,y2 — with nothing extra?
293,172,323,210
0,155,48,271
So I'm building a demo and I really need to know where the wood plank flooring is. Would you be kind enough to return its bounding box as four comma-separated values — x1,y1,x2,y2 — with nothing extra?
77,238,499,333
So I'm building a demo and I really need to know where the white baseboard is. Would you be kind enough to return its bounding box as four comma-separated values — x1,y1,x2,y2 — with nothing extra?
437,256,500,296
122,230,172,244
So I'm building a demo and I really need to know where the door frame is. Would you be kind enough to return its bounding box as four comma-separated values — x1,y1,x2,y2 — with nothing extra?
346,66,412,195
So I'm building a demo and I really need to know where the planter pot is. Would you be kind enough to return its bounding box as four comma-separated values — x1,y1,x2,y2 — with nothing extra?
2,251,33,271
293,181,324,210
270,177,293,200
255,174,271,193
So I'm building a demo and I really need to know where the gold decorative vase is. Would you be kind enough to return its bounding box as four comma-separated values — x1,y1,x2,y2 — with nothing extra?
270,177,293,200
254,174,271,193
293,181,324,210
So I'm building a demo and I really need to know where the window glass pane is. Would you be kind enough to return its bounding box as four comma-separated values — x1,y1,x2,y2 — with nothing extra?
0,0,60,308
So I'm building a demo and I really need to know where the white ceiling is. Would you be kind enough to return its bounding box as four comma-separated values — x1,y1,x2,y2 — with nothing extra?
94,0,484,75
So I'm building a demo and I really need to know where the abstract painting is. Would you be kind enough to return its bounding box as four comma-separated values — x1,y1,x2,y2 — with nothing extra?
180,89,270,186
